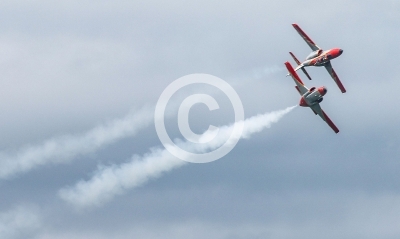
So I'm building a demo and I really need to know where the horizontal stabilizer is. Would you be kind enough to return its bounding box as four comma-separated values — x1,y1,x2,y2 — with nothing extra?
289,52,301,65
289,52,312,80
300,67,312,81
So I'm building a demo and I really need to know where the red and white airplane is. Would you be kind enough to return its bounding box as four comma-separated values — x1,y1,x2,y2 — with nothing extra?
289,23,346,93
284,61,339,134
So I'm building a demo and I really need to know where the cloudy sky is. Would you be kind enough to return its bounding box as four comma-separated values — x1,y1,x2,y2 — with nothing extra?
1,0,400,238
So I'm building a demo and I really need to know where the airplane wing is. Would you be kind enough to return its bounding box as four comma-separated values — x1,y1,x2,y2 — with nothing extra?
284,61,308,95
324,61,346,93
292,23,321,52
309,103,339,133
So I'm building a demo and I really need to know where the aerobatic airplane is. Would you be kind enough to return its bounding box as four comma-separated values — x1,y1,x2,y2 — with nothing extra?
289,23,346,93
284,61,340,134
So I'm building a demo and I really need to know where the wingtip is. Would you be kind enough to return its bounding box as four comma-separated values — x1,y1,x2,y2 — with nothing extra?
284,62,304,85
321,111,340,134
333,126,340,134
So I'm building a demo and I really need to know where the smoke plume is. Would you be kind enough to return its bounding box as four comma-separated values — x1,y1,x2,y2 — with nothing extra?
59,106,296,208
0,107,154,179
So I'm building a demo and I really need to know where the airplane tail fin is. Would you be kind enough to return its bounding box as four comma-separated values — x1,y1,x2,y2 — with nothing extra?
289,52,312,80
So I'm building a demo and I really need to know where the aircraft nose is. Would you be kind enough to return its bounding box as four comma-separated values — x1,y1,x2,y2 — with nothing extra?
339,49,343,55
317,86,327,96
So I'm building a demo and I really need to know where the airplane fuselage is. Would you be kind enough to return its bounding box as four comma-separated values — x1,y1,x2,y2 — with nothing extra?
299,86,327,107
302,48,343,67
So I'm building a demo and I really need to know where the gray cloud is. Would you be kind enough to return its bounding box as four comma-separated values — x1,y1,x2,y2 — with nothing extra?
0,205,41,239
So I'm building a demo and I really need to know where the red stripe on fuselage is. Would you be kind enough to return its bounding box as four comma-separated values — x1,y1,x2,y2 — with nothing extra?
289,52,301,65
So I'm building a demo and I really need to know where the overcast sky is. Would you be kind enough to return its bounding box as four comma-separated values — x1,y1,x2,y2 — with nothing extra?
0,0,400,238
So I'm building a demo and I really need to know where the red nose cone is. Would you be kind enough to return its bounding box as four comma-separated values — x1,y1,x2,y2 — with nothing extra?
331,48,343,58
318,86,327,96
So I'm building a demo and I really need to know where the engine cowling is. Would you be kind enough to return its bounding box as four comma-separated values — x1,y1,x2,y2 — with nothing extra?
302,86,326,106
306,49,323,60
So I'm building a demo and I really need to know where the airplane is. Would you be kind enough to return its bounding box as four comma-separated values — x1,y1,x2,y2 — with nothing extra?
289,23,346,93
284,61,340,134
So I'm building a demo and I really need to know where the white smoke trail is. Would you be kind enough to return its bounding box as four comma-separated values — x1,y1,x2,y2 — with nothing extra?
0,106,154,179
251,65,284,80
59,106,296,208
